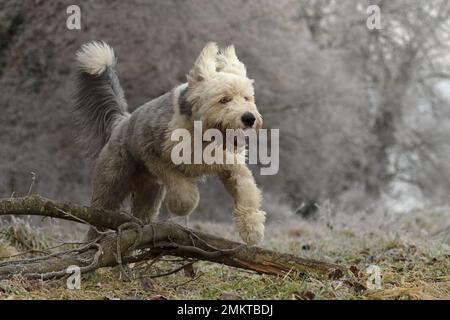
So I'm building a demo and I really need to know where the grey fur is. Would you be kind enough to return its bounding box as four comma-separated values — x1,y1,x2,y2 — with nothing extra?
178,87,192,116
75,78,178,238
127,90,175,159
73,66,128,158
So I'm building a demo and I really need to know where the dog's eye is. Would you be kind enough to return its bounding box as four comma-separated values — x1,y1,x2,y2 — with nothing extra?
219,97,232,104
244,96,251,101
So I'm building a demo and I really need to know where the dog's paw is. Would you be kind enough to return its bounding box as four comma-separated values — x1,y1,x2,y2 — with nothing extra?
233,208,266,245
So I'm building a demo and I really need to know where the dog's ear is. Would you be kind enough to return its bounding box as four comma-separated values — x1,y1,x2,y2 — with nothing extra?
217,45,247,77
187,42,218,85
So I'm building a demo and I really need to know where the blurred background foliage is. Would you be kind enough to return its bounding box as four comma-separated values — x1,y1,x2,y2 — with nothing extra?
1,0,450,221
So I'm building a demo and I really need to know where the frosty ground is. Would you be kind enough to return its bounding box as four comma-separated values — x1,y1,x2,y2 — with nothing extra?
0,206,449,300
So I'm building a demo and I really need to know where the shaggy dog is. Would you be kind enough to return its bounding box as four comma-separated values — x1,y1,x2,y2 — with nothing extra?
74,42,266,244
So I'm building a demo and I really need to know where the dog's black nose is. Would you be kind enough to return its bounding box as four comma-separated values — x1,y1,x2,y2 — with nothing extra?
241,112,256,127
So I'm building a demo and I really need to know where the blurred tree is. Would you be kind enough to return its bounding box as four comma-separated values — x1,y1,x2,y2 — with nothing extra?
297,0,450,204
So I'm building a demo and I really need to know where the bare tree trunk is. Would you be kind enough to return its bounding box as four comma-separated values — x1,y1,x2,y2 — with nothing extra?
364,53,415,197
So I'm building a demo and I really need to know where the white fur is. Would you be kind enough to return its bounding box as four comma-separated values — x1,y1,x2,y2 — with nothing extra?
187,42,219,83
217,45,247,77
234,207,266,245
76,41,116,75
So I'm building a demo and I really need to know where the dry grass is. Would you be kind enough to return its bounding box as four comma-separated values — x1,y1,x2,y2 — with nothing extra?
0,206,449,300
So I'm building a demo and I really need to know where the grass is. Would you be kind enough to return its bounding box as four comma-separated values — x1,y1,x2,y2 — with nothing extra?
0,207,449,300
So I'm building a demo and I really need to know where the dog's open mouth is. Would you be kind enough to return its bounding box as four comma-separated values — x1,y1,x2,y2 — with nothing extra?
212,124,250,151
227,129,248,149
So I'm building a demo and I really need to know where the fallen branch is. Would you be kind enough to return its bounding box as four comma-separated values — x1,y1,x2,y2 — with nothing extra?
0,195,345,280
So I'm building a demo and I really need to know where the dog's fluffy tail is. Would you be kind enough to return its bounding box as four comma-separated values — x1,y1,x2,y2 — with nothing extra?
73,41,128,158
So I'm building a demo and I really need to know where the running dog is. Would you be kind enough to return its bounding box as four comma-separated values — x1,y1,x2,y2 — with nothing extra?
74,42,266,244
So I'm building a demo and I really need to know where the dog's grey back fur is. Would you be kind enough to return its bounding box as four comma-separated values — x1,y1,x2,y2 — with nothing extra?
126,91,175,160
74,66,129,158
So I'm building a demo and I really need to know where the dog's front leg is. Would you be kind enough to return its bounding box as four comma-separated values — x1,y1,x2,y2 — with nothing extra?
219,165,266,245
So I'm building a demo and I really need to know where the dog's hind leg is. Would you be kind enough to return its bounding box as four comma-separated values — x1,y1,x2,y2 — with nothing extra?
163,173,199,217
86,144,134,240
130,171,166,223
149,166,199,217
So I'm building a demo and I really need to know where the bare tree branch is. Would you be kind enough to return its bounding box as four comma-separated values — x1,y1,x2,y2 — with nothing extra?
0,196,345,281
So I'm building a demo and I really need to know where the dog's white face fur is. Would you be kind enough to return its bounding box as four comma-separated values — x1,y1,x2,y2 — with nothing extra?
185,43,262,134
